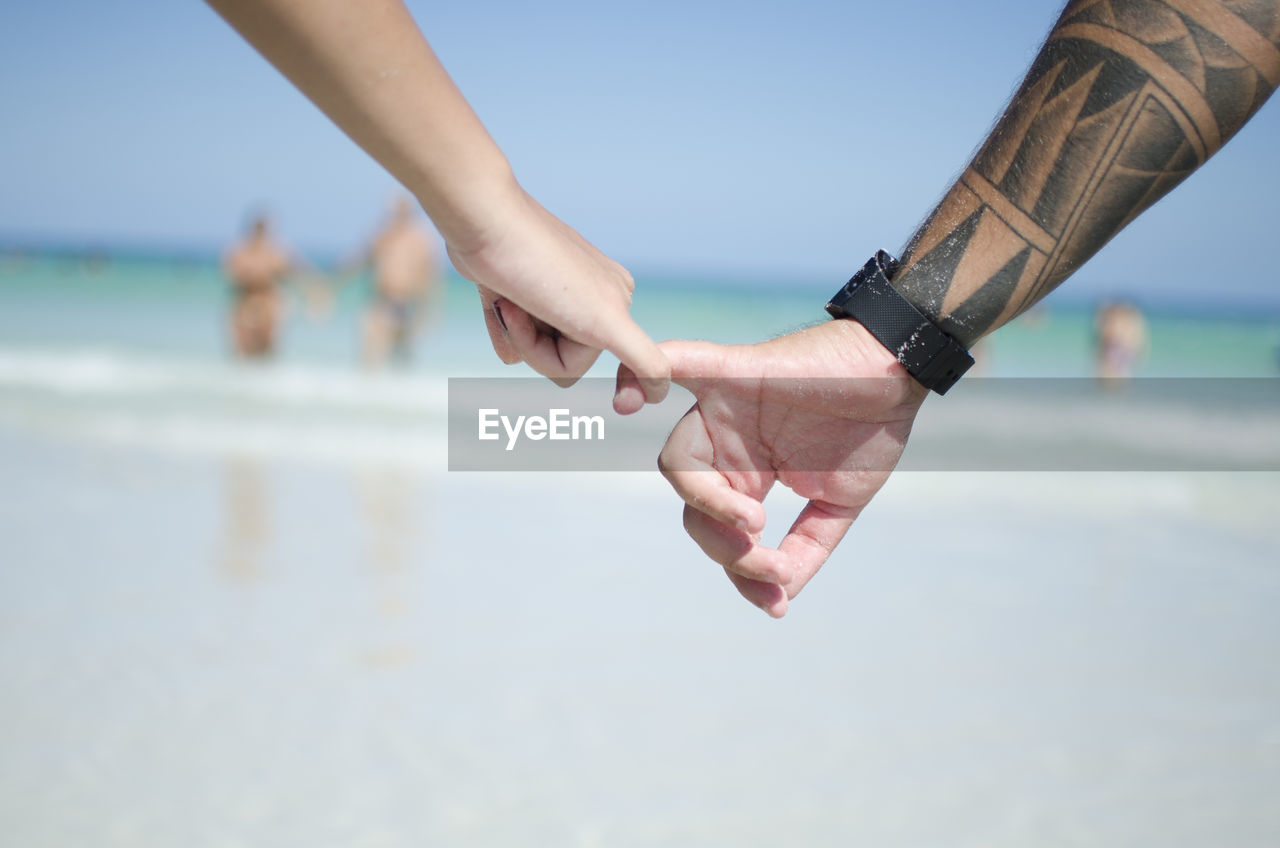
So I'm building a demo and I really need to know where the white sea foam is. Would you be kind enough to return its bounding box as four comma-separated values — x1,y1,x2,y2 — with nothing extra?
0,346,449,413
909,388,1280,469
0,346,450,467
2,346,1277,471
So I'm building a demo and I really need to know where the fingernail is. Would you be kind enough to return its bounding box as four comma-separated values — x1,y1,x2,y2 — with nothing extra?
493,301,509,335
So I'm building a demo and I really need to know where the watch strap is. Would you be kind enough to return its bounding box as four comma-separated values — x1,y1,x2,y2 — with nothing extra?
825,251,974,395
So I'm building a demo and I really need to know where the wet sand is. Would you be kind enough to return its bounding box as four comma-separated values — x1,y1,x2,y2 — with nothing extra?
2,427,1279,846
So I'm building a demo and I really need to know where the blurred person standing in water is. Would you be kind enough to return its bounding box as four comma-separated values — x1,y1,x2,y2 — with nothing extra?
1095,300,1149,383
361,196,440,368
223,212,295,359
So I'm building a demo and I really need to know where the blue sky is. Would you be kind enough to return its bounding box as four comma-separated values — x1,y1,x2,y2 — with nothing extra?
2,0,1278,304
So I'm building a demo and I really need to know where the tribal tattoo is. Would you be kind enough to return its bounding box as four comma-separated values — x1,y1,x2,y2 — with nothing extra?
892,0,1280,347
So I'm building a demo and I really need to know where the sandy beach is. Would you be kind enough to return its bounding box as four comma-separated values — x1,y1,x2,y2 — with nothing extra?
3,418,1279,846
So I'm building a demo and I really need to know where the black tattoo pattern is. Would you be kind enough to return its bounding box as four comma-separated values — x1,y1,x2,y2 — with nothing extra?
892,0,1280,346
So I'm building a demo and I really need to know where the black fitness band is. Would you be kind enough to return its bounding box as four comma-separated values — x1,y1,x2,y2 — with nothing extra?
825,250,974,395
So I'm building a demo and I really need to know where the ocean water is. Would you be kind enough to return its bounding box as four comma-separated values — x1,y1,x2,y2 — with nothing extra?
3,252,1280,846
3,251,1279,376
2,252,1277,471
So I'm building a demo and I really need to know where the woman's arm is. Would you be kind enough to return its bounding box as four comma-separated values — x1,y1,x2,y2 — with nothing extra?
206,0,669,402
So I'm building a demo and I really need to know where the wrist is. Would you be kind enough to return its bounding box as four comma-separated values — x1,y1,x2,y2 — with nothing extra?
772,320,929,411
754,320,929,424
825,319,930,401
826,250,974,395
415,158,523,255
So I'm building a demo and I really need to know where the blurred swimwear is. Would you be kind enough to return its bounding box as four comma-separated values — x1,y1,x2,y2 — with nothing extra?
223,214,294,359
1095,301,1149,383
361,197,440,367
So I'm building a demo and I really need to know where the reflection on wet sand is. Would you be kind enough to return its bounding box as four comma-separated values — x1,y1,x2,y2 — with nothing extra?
355,465,419,579
215,460,426,666
219,457,269,584
355,466,422,668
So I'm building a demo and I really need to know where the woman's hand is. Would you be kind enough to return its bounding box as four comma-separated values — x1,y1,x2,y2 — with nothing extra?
447,186,669,411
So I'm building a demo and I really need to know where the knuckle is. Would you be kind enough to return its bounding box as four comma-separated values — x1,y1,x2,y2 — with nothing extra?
656,449,675,480
682,507,697,534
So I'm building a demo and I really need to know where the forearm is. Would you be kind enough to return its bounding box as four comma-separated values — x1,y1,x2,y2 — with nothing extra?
892,0,1280,347
206,0,517,249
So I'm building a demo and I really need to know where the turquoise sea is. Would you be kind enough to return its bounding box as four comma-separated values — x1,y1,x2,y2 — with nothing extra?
3,250,1279,377
2,250,1277,471
3,250,1280,846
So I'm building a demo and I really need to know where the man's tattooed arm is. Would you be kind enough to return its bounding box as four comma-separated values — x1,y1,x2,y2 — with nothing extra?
891,0,1280,348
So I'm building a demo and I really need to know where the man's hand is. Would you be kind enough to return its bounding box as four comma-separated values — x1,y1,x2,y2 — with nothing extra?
650,320,928,618
447,187,670,410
